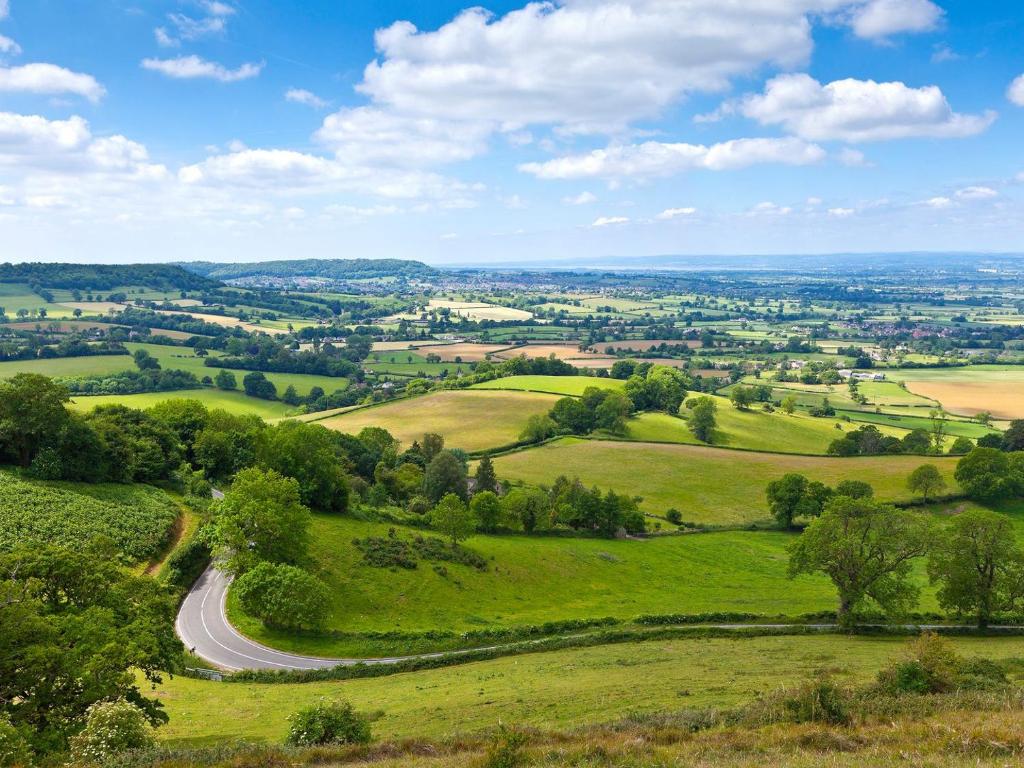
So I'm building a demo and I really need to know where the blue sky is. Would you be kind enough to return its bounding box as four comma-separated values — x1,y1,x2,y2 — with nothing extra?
0,0,1022,264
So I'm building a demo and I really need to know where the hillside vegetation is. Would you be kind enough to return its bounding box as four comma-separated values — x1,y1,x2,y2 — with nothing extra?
0,468,178,561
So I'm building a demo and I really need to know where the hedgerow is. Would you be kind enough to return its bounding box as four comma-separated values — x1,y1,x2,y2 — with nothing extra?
0,469,178,562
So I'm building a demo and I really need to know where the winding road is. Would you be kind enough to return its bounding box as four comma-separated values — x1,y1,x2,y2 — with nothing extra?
176,494,1020,672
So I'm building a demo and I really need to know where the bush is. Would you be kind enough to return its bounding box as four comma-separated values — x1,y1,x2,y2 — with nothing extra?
234,562,330,630
483,724,529,768
0,715,31,768
69,700,155,765
163,536,211,589
783,677,851,725
876,633,1008,694
285,700,371,747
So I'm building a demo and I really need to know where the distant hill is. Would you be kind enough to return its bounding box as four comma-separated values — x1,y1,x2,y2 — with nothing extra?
0,262,221,291
179,258,439,281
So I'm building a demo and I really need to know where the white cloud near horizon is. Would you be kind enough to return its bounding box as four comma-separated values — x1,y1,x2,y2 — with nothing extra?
739,74,994,142
520,137,825,180
142,56,263,83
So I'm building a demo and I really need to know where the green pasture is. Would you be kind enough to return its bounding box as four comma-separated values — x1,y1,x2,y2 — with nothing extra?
472,374,626,397
318,390,561,452
491,438,959,525
69,389,295,418
155,633,1024,745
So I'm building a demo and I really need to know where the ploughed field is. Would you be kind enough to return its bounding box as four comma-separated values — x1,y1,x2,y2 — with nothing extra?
890,366,1024,420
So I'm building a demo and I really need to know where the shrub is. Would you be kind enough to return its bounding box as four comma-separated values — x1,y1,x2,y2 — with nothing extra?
780,677,851,725
0,715,32,768
234,562,330,631
876,633,1007,694
665,508,683,525
163,536,211,589
483,724,528,768
285,700,371,747
69,700,155,765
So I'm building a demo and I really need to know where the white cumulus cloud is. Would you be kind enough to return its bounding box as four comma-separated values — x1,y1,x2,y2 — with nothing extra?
0,34,20,56
315,106,490,167
562,191,597,205
141,56,262,83
955,185,997,200
1008,75,1024,107
847,0,943,40
358,1,858,133
285,88,328,109
520,137,824,180
592,215,629,227
0,63,105,101
656,206,697,220
740,74,994,142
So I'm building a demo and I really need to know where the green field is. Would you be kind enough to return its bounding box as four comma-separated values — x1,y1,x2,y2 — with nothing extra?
155,633,1024,745
472,374,626,396
69,389,295,418
627,395,909,454
318,390,562,451
226,516,839,655
0,353,135,379
0,469,178,562
364,361,473,377
123,343,349,396
491,438,960,525
0,282,77,318
835,408,997,439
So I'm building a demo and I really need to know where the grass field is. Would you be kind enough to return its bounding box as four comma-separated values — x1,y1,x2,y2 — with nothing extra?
627,407,877,454
0,344,345,404
491,438,959,525
318,390,561,451
2,319,198,340
0,282,76,318
0,353,135,379
226,516,838,654
427,299,533,322
69,389,294,418
835,408,997,439
154,634,1024,745
890,366,1024,420
472,374,626,396
122,343,349,396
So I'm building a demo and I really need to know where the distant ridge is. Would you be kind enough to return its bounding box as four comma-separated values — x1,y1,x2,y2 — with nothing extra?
0,262,220,291
178,258,439,281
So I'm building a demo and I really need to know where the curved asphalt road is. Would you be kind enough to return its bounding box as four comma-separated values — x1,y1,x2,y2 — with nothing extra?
177,494,1022,671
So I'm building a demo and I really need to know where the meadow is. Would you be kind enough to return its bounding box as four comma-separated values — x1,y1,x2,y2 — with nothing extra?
0,469,178,562
318,390,561,451
69,389,295,418
472,374,626,396
0,353,135,379
225,515,840,655
491,438,959,525
890,366,1024,420
154,633,1024,745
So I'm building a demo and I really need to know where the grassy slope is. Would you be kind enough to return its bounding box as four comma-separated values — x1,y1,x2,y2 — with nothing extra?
69,389,294,418
472,375,626,396
227,516,839,654
318,390,561,451
630,396,908,454
155,634,1024,745
491,438,959,525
